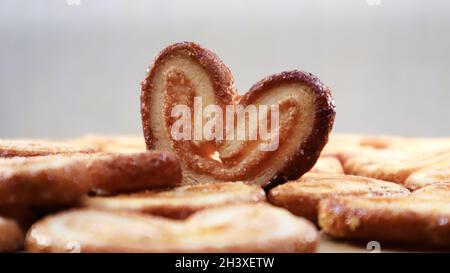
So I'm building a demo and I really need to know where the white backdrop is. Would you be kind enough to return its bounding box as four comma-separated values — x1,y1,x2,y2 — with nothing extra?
1,0,449,138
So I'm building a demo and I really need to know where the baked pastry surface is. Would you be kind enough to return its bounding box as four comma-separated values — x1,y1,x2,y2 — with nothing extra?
26,204,318,253
269,173,409,223
319,183,450,246
82,182,265,219
141,42,335,188
0,151,182,205
0,217,24,252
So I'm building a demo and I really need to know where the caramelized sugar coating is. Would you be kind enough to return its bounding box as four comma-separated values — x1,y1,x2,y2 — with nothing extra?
0,205,36,229
0,154,93,206
0,152,181,205
141,42,335,188
83,182,265,219
269,173,409,223
0,217,24,252
26,204,318,253
87,151,182,195
319,183,450,246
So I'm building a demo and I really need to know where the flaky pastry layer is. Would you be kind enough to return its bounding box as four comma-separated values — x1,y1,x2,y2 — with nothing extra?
26,204,318,253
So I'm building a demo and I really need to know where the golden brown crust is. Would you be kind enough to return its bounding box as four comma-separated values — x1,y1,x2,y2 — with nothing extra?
0,217,24,252
318,194,450,246
141,42,237,149
0,139,94,158
26,204,318,253
0,152,181,205
268,173,409,223
343,149,450,184
141,41,335,188
0,205,36,229
0,154,93,206
88,151,182,195
82,182,265,219
308,156,344,174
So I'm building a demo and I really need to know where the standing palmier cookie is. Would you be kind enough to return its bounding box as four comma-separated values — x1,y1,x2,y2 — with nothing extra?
141,42,335,188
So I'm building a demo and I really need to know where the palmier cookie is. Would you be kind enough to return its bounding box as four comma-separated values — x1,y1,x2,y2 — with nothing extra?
318,184,450,246
0,139,94,158
141,42,335,188
343,149,450,184
82,182,265,219
0,151,181,205
268,173,409,223
86,151,182,195
0,217,24,252
26,204,318,253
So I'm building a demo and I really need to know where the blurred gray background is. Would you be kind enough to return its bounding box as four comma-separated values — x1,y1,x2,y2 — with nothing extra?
1,0,449,138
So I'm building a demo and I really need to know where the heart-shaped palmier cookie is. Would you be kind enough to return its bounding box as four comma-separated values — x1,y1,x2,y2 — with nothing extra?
141,42,335,188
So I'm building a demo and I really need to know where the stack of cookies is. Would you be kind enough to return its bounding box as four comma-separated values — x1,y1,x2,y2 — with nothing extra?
270,134,450,247
1,133,449,252
0,136,319,253
1,42,448,252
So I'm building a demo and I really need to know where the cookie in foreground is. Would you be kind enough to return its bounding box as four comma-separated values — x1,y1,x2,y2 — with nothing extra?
268,173,409,223
26,204,318,253
318,186,450,246
141,41,335,188
82,182,265,219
